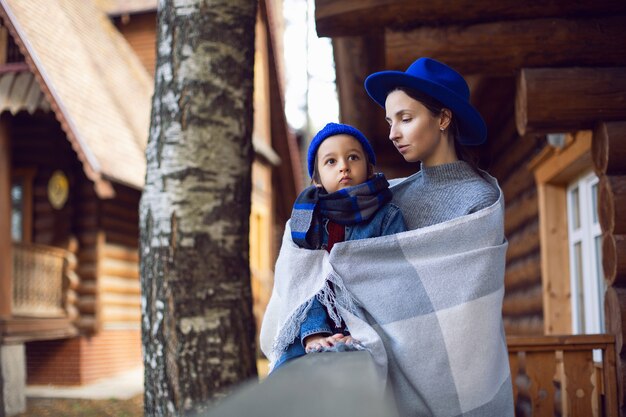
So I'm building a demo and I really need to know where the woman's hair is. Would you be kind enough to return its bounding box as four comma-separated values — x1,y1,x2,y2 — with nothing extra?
392,87,479,170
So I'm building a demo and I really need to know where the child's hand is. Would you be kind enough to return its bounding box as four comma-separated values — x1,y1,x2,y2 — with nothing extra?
304,333,355,353
304,334,333,352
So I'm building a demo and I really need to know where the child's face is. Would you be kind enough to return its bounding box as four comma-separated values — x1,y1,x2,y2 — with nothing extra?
315,134,369,193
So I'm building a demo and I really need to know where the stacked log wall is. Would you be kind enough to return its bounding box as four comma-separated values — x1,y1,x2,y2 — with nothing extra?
488,123,546,335
592,121,626,410
99,184,141,330
10,112,76,247
74,182,100,334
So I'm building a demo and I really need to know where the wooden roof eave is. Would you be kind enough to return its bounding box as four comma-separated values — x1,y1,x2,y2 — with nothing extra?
262,0,304,216
0,0,115,198
314,0,626,38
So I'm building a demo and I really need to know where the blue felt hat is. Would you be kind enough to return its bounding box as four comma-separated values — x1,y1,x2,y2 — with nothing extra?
307,123,376,178
364,57,487,145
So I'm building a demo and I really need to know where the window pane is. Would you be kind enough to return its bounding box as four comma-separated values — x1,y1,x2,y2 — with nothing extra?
595,235,605,331
571,187,580,230
574,242,585,331
11,181,23,241
591,182,599,224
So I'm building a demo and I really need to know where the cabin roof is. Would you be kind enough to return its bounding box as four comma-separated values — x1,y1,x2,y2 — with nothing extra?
0,0,153,194
95,0,157,17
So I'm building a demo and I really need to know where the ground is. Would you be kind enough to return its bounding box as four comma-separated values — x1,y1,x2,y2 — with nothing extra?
15,360,269,417
15,395,143,417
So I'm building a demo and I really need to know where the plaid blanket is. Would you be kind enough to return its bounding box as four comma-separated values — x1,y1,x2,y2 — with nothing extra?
260,176,513,417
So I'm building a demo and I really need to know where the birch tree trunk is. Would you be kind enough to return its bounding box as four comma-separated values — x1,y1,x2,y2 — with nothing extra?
140,1,258,415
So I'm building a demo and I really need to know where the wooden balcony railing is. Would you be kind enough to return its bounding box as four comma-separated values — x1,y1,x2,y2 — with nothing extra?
508,334,619,417
12,242,68,317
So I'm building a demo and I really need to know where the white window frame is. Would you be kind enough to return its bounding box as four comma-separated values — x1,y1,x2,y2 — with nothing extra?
567,170,604,336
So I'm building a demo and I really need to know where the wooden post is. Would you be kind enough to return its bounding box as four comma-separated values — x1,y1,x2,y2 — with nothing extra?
332,34,411,176
605,286,626,411
536,182,571,334
332,35,388,142
516,67,626,136
0,113,11,319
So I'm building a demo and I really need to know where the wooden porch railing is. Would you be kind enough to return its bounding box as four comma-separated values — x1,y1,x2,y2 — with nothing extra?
508,334,619,417
201,336,620,417
12,242,68,317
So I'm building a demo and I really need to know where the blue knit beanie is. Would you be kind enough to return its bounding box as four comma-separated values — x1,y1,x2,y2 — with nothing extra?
307,123,376,177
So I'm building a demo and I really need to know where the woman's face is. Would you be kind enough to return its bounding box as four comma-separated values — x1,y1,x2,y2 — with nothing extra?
384,90,456,166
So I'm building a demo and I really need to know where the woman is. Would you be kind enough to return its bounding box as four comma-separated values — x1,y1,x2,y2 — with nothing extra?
260,58,513,417
364,56,499,229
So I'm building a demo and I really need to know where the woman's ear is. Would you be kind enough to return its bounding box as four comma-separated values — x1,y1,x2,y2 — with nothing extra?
440,108,452,131
367,163,375,178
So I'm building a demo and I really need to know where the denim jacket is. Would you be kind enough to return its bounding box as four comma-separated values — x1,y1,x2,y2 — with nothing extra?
273,203,406,370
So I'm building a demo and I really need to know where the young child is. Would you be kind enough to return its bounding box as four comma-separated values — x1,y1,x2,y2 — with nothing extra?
273,122,406,371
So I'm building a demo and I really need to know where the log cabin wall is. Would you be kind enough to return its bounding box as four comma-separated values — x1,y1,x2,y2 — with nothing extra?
74,181,100,334
488,127,546,336
9,109,143,383
99,184,141,329
9,111,79,249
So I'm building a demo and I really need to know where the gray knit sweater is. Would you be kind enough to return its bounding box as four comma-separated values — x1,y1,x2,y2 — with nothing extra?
390,160,499,230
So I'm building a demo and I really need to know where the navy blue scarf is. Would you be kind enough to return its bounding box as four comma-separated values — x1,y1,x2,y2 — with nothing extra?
290,173,392,249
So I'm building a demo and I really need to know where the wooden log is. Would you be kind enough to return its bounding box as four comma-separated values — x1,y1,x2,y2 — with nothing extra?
505,254,541,292
104,243,139,263
100,308,140,323
506,220,539,263
77,281,97,295
490,133,543,182
104,230,139,248
604,286,626,404
314,0,626,37
604,234,626,286
503,316,544,336
599,175,626,235
64,270,80,291
101,202,139,222
78,248,98,263
101,265,139,280
593,122,626,176
77,296,96,314
516,67,626,136
386,16,626,75
504,189,538,236
100,293,141,308
502,283,543,316
76,316,97,333
100,276,141,295
101,216,138,235
605,286,626,358
500,163,536,202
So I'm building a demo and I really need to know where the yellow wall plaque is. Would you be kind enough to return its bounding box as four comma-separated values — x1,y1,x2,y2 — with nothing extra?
48,170,69,209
